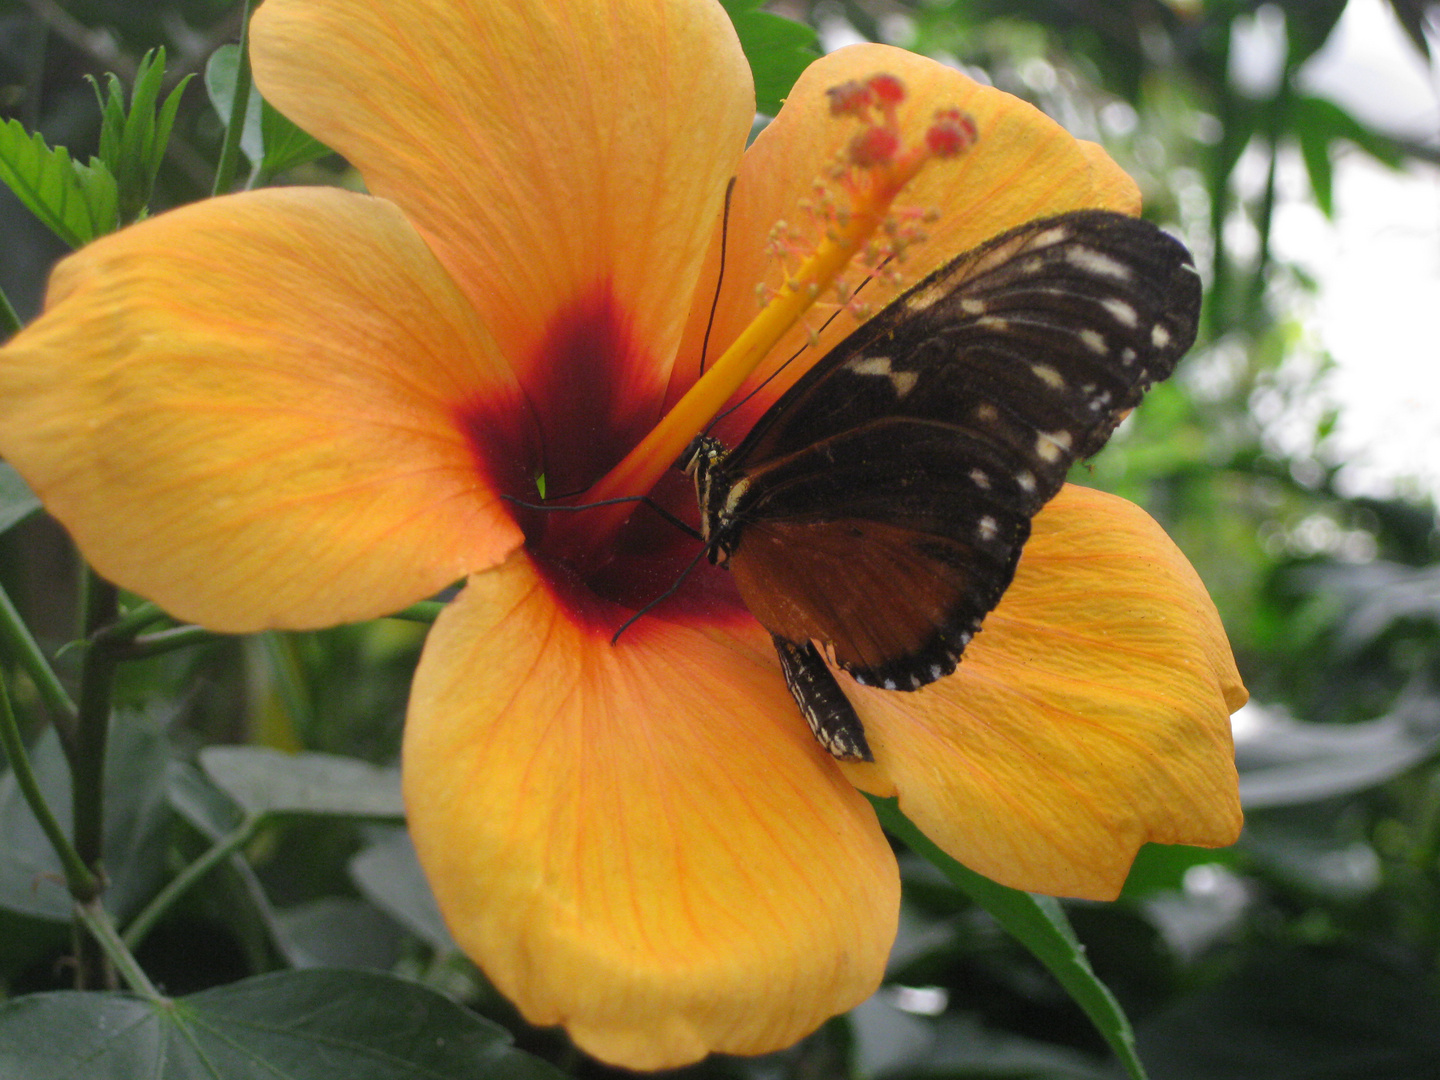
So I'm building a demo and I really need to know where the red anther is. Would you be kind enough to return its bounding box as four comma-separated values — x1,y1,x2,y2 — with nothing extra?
866,73,906,106
848,125,901,167
926,110,979,156
826,80,873,117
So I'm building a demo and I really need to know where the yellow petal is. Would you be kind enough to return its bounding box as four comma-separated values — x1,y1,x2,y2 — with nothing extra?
842,485,1244,900
252,0,753,430
0,188,524,631
672,43,1140,436
404,554,898,1069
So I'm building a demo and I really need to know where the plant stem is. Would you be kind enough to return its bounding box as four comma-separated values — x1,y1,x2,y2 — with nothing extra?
123,816,260,952
211,0,253,196
111,624,222,659
74,900,165,1002
89,600,170,645
70,571,118,889
0,668,98,898
0,580,78,728
66,570,119,988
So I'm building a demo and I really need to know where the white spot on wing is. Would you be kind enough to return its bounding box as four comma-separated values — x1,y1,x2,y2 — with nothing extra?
844,355,919,397
976,315,1010,331
961,298,986,315
1017,471,1036,493
1066,246,1132,280
1035,430,1074,463
1102,298,1139,327
974,403,999,423
846,355,893,377
905,283,948,312
1031,226,1071,248
1030,363,1065,389
1151,323,1172,348
978,515,998,541
1079,329,1108,354
970,468,991,489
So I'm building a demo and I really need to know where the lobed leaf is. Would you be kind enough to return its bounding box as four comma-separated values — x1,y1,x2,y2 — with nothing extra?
0,969,570,1079
0,119,118,247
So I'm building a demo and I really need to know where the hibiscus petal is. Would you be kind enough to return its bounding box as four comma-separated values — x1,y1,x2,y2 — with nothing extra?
840,485,1244,901
404,554,898,1069
0,188,523,631
252,0,754,461
671,43,1142,437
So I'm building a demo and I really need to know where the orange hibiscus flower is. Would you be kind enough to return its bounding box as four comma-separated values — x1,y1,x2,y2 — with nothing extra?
0,0,1243,1068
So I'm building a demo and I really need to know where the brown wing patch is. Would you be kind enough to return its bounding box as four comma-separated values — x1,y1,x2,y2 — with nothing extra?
728,518,996,690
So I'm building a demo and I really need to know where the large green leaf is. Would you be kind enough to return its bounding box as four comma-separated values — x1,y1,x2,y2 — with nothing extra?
721,0,818,116
0,969,569,1079
199,746,403,819
0,118,118,248
868,796,1148,1080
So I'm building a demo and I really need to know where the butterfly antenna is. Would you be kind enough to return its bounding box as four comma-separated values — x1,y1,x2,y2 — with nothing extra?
697,176,737,378
500,493,701,541
707,257,892,430
610,543,711,645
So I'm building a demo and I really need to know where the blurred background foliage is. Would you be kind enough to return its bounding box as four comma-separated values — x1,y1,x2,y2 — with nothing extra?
2,0,1440,1077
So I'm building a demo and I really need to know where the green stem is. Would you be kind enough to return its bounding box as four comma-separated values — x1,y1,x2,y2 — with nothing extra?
0,281,22,339
211,0,254,197
112,624,222,660
70,572,118,894
386,600,446,624
0,580,78,728
123,815,260,952
90,600,170,645
69,570,119,987
74,900,165,1002
0,668,98,898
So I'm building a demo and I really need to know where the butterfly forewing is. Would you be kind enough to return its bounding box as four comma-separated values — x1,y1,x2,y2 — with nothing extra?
694,209,1201,756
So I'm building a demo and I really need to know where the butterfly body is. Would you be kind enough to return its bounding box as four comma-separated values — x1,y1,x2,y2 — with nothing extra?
683,209,1202,762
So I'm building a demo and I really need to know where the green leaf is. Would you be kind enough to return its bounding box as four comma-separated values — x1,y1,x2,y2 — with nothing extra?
205,44,264,166
721,0,818,116
1237,709,1440,808
260,102,334,174
0,715,172,922
206,43,332,179
350,828,454,951
199,746,404,819
0,463,41,535
87,48,190,225
1295,115,1334,216
868,796,1148,1080
0,118,119,247
0,969,570,1079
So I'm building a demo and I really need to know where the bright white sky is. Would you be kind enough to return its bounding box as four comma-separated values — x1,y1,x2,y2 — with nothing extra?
1238,0,1440,500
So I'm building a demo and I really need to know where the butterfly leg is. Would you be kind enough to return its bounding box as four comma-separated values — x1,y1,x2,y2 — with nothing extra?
771,635,874,762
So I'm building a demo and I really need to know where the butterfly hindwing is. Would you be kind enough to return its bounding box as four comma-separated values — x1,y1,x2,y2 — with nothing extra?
691,209,1201,754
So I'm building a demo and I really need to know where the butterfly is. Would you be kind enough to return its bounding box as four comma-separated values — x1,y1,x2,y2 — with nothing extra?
680,209,1202,762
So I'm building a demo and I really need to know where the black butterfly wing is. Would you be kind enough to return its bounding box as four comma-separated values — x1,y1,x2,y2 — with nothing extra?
719,209,1201,689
